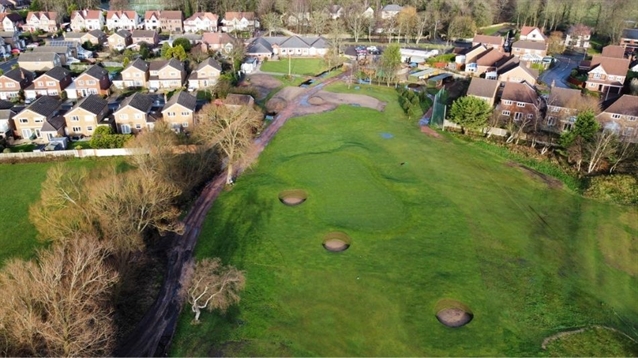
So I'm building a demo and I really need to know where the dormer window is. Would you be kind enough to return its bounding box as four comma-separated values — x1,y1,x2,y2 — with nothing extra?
503,100,512,105
612,114,621,119
516,102,526,107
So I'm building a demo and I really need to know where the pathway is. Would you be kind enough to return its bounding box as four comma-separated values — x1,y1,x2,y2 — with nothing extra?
115,72,346,357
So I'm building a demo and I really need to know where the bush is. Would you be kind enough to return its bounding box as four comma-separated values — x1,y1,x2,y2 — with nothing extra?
584,175,638,205
2,148,9,153
90,126,132,149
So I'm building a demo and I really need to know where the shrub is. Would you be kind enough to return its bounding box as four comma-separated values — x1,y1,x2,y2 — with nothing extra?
2,148,10,153
584,175,638,205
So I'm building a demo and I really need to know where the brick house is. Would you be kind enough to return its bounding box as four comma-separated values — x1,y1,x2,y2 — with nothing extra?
113,58,149,89
160,11,183,33
511,40,548,62
221,12,258,32
66,65,110,99
467,77,499,106
202,32,235,53
81,29,107,46
458,44,489,74
13,96,63,141
545,87,582,132
148,58,186,91
113,92,158,134
620,28,638,52
131,29,159,47
184,12,218,32
70,9,104,32
585,55,630,96
106,10,140,31
18,52,61,72
161,91,197,132
23,11,58,32
108,29,132,51
63,94,109,137
0,67,33,101
187,57,221,90
0,12,23,32
24,66,72,101
498,81,542,122
497,62,538,85
519,26,546,42
472,35,504,51
597,94,638,141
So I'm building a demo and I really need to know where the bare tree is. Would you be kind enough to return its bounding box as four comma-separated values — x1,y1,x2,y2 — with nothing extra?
261,12,282,36
396,6,418,43
195,103,263,185
609,140,636,173
585,129,617,174
186,258,245,322
342,2,367,43
109,0,129,11
0,236,118,357
414,12,430,44
547,31,566,55
310,10,330,35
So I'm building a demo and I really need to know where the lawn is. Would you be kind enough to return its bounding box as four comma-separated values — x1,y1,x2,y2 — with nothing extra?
260,58,327,76
170,85,638,356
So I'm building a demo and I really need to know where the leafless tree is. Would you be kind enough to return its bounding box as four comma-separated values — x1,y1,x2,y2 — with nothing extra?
310,10,330,35
586,129,617,173
109,0,129,11
342,2,367,43
609,140,636,173
396,6,418,43
261,12,282,36
414,12,430,44
0,236,118,357
185,258,245,322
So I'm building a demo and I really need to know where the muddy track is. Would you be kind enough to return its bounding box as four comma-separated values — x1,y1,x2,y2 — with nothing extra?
115,74,346,357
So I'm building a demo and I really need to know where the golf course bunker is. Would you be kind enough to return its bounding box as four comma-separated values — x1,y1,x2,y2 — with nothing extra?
322,232,351,252
279,189,308,206
435,299,473,328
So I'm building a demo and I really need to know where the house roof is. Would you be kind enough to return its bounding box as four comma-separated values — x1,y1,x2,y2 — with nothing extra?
590,55,630,76
72,94,108,115
520,26,540,36
0,31,17,38
512,40,547,50
18,52,58,63
202,32,234,45
548,87,581,108
132,29,157,38
185,12,218,22
106,10,137,20
81,64,107,80
601,45,626,59
126,58,149,72
27,11,57,21
499,62,539,80
33,46,68,55
40,66,69,81
467,78,499,99
163,91,196,111
458,43,487,57
119,92,153,113
382,4,403,11
602,94,638,116
149,58,183,72
111,29,131,39
72,9,101,20
246,37,272,54
0,109,14,121
41,115,65,131
225,93,253,106
144,11,161,20
2,67,33,83
621,28,638,40
473,34,503,46
24,96,60,116
501,81,538,104
197,57,221,71
0,13,22,23
86,29,106,38
0,99,14,109
161,11,183,20
223,11,255,21
567,24,591,36
475,48,506,66
64,32,84,39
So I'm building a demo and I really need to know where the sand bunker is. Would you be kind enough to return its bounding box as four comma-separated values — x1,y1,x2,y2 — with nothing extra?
278,189,308,206
266,87,306,112
322,232,351,252
309,91,386,111
435,299,473,328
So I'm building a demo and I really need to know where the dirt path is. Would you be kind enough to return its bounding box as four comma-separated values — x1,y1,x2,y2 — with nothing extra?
115,73,346,357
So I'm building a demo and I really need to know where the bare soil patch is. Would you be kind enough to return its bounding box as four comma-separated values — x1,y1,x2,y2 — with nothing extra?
266,87,305,112
322,232,351,252
435,299,473,328
245,74,282,100
309,91,386,111
278,189,308,206
420,126,441,138
506,161,563,189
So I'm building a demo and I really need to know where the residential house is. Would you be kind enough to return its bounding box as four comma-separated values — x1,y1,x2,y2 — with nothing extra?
160,11,183,33
221,12,258,32
63,32,85,43
601,45,627,59
70,9,104,32
585,55,630,96
498,81,541,122
519,26,546,42
328,5,343,20
24,66,72,100
467,77,499,106
63,94,109,137
246,37,273,58
161,91,197,132
113,58,149,89
246,36,328,59
81,30,107,46
380,4,402,19
620,28,638,52
285,12,311,27
0,107,15,138
106,10,140,31
13,95,63,141
18,52,61,72
148,58,186,90
631,60,638,73
458,44,489,74
32,45,74,65
202,32,235,53
0,31,25,50
108,29,132,50
113,92,158,134
545,87,582,131
565,24,591,49
66,65,110,99
225,93,255,108
0,67,33,100
473,48,507,77
131,29,159,47
0,12,23,32
23,11,58,32
144,11,161,31
511,40,548,62
187,57,221,90
497,62,539,85
597,94,638,140
362,6,374,19
472,35,504,51
184,12,218,32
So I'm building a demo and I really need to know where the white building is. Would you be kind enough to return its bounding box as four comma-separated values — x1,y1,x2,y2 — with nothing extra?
106,10,141,31
184,12,218,33
70,10,104,32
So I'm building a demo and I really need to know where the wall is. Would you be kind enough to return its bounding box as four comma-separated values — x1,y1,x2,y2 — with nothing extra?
0,148,146,161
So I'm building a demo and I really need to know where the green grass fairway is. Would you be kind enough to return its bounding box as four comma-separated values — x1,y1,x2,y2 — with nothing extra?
171,85,638,356
260,58,327,76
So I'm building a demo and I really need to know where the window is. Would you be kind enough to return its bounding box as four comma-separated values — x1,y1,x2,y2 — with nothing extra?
608,75,615,81
167,111,175,117
623,127,634,137
88,80,96,85
527,113,534,119
19,118,28,123
38,81,43,86
87,126,93,131
181,111,189,116
135,73,140,77
72,126,81,132
34,117,43,123
629,116,636,121
612,114,621,119
135,124,142,129
547,117,556,126
78,80,84,85
46,81,55,86
503,100,512,105
182,122,188,127
170,72,176,76
120,124,131,134
120,114,128,119
593,73,601,79
71,115,79,121
135,113,141,119
516,102,526,107
514,112,523,120
502,110,510,116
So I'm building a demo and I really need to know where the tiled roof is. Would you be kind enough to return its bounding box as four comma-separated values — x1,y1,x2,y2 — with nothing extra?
87,29,106,38
132,29,157,38
621,28,638,40
161,11,183,20
185,12,218,22
24,96,60,116
41,115,65,131
81,64,108,80
27,11,57,21
163,91,196,111
33,46,68,55
112,29,131,38
127,58,148,72
41,66,69,81
590,55,631,76
602,95,638,116
475,48,506,66
548,87,582,108
72,9,101,20
144,11,161,20
467,78,499,99
2,67,33,83
512,40,547,50
601,45,626,59
473,35,503,46
223,11,255,21
197,57,222,71
106,10,137,20
74,94,108,115
19,52,58,62
501,81,538,104
119,92,153,113
64,32,84,39
520,26,538,36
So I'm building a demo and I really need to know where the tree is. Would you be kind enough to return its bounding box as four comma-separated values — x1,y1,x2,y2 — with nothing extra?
396,6,417,43
109,0,128,10
400,89,420,120
378,43,401,86
0,236,118,356
630,78,638,96
260,12,282,36
310,10,330,35
172,37,192,52
342,2,367,43
171,45,188,61
194,103,262,184
449,96,493,134
414,12,429,44
447,16,476,39
586,129,617,174
547,31,566,55
89,126,132,149
138,42,151,60
561,110,600,172
185,258,245,322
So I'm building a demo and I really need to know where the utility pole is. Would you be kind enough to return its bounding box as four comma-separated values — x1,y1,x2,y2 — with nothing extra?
288,52,291,77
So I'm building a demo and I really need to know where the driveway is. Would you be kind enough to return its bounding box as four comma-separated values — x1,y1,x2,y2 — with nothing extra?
0,58,17,74
538,53,583,88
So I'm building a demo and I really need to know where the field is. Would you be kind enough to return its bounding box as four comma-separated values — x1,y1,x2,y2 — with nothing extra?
260,58,327,76
170,85,638,356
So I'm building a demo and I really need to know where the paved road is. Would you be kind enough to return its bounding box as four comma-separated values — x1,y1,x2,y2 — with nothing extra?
115,72,347,357
538,53,583,88
0,58,17,74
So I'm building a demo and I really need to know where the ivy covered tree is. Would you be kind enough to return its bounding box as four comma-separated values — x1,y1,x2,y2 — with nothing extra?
449,96,492,134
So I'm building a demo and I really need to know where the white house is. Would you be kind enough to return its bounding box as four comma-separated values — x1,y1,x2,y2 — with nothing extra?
184,12,219,33
519,26,546,42
70,10,104,32
221,11,259,32
144,11,161,31
106,10,140,31
564,24,591,49
381,4,402,19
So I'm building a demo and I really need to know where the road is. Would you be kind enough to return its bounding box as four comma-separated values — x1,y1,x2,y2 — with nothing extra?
0,58,17,74
538,53,583,88
114,72,347,357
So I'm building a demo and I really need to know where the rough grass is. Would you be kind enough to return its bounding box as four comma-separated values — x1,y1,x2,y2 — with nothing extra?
541,327,638,356
260,58,327,76
170,85,638,356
